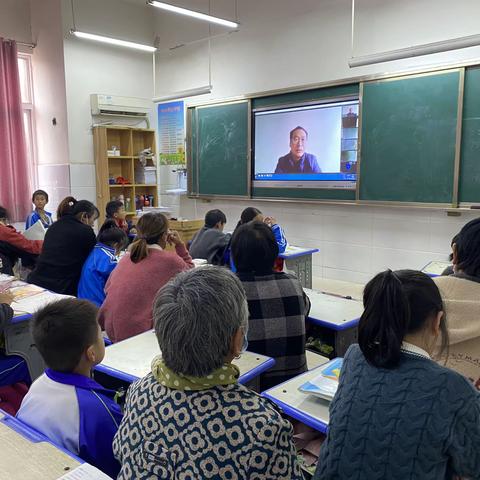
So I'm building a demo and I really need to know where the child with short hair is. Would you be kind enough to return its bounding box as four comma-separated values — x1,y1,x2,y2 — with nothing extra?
189,209,231,265
17,298,122,477
106,200,129,233
25,190,53,229
78,220,129,307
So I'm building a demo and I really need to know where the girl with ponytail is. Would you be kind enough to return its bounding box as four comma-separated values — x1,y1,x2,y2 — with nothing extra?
99,213,194,343
314,270,480,480
78,220,128,306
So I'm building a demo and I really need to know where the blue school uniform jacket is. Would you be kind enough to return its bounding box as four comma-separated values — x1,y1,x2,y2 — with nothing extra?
25,210,53,229
78,243,118,307
17,369,122,478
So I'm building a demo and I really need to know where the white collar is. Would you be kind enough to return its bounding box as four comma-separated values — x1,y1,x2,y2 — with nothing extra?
401,341,430,359
147,244,163,251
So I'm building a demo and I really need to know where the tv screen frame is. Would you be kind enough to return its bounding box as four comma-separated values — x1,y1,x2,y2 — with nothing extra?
252,96,359,190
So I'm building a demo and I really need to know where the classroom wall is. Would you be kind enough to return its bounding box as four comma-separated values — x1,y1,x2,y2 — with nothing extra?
180,198,480,285
0,0,32,44
61,0,156,203
30,0,71,211
154,0,480,283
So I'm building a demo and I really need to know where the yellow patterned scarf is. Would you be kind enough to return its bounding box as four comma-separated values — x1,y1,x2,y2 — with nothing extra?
151,355,239,391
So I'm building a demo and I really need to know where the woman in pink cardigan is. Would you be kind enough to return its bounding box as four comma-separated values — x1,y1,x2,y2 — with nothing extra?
99,212,193,342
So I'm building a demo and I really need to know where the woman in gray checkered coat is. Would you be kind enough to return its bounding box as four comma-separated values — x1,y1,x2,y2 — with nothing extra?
232,221,310,390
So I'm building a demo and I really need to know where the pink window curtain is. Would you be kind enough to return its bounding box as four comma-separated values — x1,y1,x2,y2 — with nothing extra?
0,38,31,222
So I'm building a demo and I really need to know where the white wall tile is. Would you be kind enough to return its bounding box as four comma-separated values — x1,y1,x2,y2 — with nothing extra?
70,164,95,188
323,214,372,246
70,186,96,203
372,217,431,251
37,164,70,189
322,241,371,273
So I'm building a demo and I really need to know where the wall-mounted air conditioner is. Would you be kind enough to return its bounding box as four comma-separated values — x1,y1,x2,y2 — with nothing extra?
90,94,152,116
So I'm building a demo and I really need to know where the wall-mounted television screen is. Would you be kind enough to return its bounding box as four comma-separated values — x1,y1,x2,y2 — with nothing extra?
253,99,359,189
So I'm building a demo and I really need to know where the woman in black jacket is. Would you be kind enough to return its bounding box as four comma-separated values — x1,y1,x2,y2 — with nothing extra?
28,199,99,296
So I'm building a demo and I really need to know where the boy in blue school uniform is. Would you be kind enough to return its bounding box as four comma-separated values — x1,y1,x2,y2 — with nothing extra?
78,220,128,307
25,190,53,229
17,298,122,477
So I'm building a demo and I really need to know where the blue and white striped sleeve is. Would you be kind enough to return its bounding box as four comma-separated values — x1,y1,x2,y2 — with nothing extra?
271,224,288,254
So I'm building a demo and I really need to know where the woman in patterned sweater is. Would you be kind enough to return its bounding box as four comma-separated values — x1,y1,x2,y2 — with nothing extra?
232,221,309,390
113,266,303,480
315,270,480,480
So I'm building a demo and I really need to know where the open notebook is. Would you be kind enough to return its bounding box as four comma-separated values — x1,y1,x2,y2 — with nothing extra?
299,358,343,401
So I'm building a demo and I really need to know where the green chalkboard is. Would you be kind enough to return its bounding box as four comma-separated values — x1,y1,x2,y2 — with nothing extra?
459,67,480,204
359,71,460,204
252,83,359,109
188,101,249,197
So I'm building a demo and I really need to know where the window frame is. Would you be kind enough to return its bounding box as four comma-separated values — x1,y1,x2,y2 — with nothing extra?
17,52,37,186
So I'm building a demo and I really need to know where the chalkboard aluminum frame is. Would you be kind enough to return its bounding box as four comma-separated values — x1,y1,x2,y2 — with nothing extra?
251,94,360,192
186,99,252,199
356,67,465,208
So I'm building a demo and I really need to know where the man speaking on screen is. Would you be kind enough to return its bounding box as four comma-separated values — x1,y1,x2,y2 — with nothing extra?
274,126,322,174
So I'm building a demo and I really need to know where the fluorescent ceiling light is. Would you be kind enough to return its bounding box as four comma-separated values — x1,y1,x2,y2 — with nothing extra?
153,85,212,103
147,1,238,29
349,33,480,67
70,30,156,53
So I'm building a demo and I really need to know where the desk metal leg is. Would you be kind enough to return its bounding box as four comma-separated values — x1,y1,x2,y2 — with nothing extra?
284,254,313,289
334,327,358,357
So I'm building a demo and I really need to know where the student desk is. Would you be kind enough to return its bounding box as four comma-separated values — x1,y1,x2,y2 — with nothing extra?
0,410,81,479
280,246,319,289
305,288,363,358
0,274,71,382
421,260,452,277
95,330,275,385
262,361,331,434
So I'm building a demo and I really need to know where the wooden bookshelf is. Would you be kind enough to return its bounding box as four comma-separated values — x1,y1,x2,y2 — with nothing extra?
93,126,159,224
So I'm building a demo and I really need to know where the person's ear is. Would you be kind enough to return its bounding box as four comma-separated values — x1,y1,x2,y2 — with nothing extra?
452,243,458,266
86,345,97,363
229,328,243,358
432,311,443,337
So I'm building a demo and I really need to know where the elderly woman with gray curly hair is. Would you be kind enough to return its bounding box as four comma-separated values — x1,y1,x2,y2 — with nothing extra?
113,266,303,479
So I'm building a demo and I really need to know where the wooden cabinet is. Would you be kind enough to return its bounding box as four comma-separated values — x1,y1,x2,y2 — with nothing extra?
93,126,159,224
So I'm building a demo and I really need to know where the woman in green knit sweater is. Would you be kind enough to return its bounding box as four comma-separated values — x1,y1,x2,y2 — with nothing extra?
315,270,480,480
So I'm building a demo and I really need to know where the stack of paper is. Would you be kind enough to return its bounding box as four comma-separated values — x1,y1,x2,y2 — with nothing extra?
23,220,46,241
299,358,343,401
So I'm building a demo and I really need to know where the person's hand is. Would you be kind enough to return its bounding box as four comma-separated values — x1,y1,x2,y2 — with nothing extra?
264,216,277,227
0,292,14,305
167,230,183,247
